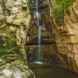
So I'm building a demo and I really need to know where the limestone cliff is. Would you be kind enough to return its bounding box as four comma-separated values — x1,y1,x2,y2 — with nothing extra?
51,0,78,73
0,0,35,78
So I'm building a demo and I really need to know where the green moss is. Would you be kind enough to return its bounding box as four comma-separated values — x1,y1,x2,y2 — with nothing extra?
53,0,74,25
0,35,16,57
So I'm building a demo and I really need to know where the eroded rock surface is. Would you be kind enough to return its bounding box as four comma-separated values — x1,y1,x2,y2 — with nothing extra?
0,0,35,78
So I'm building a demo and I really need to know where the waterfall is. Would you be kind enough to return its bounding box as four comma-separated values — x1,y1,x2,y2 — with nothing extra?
32,0,44,64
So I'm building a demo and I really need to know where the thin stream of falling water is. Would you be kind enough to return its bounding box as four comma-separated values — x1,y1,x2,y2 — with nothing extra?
37,26,43,63
33,0,43,64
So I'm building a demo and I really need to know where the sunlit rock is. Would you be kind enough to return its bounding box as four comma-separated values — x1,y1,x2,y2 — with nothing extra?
0,0,34,78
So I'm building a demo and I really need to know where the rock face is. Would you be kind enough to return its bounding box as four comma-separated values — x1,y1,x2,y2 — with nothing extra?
0,0,35,78
51,0,78,73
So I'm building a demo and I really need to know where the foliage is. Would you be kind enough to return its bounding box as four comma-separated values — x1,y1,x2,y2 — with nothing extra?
0,32,16,57
53,0,74,25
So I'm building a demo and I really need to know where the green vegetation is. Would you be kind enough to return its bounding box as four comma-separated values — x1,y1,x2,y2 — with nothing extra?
0,35,16,57
53,0,74,25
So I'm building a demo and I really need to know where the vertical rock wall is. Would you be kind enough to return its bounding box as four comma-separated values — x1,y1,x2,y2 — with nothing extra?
0,0,35,78
51,0,78,73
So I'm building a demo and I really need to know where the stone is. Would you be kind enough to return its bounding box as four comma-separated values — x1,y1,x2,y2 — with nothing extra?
0,0,35,78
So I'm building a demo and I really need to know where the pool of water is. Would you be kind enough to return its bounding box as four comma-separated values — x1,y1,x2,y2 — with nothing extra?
29,63,78,78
